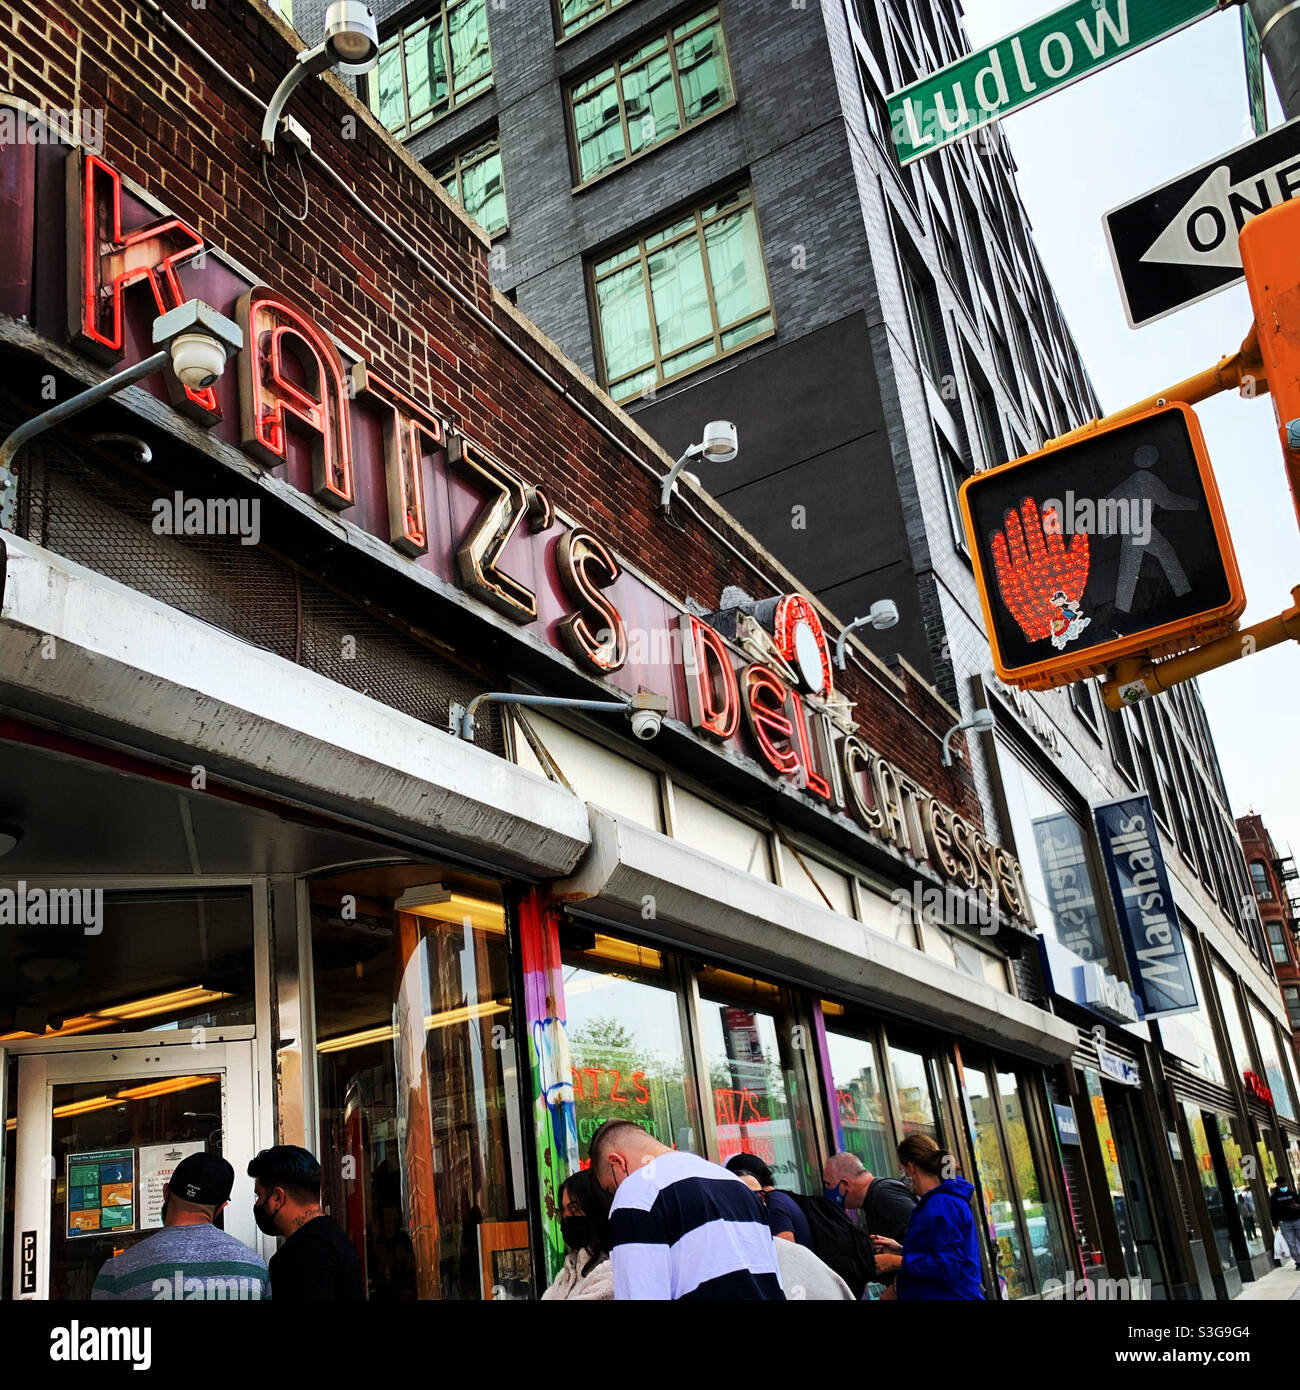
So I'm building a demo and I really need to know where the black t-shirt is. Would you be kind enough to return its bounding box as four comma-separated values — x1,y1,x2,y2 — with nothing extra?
269,1215,365,1300
862,1177,917,1245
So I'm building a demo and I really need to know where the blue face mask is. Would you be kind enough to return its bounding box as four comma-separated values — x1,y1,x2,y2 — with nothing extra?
825,1183,847,1207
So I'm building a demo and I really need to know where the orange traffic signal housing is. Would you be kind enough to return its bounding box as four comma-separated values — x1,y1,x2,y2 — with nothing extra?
959,402,1245,691
1240,196,1300,534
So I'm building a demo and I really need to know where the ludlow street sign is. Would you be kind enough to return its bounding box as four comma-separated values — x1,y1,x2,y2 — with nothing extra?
887,0,1218,165
1104,117,1300,327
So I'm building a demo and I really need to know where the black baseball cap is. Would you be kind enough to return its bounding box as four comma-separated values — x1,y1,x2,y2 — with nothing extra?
169,1152,234,1206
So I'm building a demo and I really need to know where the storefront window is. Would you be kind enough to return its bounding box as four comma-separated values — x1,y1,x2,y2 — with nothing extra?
992,741,1111,967
821,1011,894,1177
313,866,533,1300
0,888,255,1042
1084,1071,1140,1282
696,966,818,1192
1216,1116,1265,1259
964,1065,1029,1298
997,1069,1071,1289
560,931,699,1155
1183,1105,1235,1269
1248,1000,1297,1121
1157,927,1225,1087
889,1043,939,1142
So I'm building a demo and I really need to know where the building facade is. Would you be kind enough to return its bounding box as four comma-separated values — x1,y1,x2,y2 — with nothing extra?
1238,813,1300,1056
0,0,1099,1303
324,0,1300,1299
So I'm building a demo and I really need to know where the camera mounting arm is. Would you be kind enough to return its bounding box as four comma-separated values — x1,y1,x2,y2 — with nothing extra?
450,690,668,743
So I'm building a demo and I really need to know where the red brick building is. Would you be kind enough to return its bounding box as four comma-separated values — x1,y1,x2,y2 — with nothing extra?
1238,813,1300,1061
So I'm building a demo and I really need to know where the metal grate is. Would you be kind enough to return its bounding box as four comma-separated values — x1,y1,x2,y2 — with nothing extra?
10,423,505,756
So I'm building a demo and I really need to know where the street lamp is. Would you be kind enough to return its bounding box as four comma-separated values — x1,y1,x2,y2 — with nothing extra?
659,421,738,517
260,0,380,156
0,300,242,529
450,690,669,744
941,708,997,767
833,600,900,670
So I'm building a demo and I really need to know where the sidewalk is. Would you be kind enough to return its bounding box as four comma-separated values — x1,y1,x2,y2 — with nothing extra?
1233,1263,1300,1300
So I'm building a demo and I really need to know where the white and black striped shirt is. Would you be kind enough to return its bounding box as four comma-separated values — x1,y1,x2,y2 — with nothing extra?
608,1151,785,1301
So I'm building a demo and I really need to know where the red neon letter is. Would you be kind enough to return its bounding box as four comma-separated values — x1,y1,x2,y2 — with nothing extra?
237,288,355,510
681,615,739,740
351,361,442,555
786,690,831,800
743,664,799,776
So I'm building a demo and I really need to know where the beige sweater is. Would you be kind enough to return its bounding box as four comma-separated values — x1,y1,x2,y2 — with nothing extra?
541,1250,615,1301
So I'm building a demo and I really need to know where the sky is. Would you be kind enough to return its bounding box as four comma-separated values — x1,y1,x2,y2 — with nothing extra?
960,0,1300,862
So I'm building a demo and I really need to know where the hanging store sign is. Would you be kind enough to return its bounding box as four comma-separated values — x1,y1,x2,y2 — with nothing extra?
1054,1103,1080,1144
1037,930,1141,1025
0,135,1035,921
1093,793,1199,1019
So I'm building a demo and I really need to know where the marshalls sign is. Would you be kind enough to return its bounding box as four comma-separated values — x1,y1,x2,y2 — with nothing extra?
888,0,1218,165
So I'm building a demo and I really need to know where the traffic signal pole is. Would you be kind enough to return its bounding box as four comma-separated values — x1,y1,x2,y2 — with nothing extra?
1249,0,1300,119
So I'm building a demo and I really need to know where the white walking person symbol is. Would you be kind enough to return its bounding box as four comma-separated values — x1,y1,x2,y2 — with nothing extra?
1102,444,1198,614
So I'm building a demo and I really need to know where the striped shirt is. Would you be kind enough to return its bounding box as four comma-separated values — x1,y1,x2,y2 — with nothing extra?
608,1150,785,1300
91,1224,270,1300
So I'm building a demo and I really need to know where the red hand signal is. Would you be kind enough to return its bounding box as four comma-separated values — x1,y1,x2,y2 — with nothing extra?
990,498,1090,643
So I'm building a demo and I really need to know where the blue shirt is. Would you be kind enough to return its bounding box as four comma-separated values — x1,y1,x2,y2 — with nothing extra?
764,1189,814,1248
897,1177,985,1301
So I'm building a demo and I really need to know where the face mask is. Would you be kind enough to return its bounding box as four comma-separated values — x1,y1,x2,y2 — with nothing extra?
252,1196,280,1235
561,1215,592,1252
825,1183,847,1207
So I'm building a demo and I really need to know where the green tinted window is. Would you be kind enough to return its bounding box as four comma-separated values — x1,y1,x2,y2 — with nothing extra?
370,0,493,140
592,187,773,401
435,137,507,235
557,0,632,40
569,9,732,184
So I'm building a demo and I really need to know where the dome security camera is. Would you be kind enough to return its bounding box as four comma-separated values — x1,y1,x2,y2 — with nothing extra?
170,332,228,390
629,707,663,741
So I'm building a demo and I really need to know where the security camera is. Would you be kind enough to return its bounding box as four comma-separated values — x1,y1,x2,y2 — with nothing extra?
169,332,228,390
630,707,662,741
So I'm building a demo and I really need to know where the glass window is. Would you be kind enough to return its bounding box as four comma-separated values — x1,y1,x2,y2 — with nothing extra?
1157,927,1225,1087
777,843,854,916
592,187,773,401
936,429,972,550
433,136,507,235
670,784,773,881
696,966,818,1193
1216,1115,1265,1259
970,365,1005,469
858,879,919,946
1182,1105,1235,1269
370,0,493,140
1268,922,1291,966
901,257,942,384
312,866,533,1300
1250,861,1273,900
556,0,631,40
888,1043,939,1143
996,1068,1070,1290
1248,1000,1297,1121
992,739,1111,968
1083,1071,1141,1282
1211,961,1254,1081
561,932,700,1156
963,1064,1029,1298
821,1010,895,1178
568,9,732,184
0,888,255,1042
1284,985,1300,1031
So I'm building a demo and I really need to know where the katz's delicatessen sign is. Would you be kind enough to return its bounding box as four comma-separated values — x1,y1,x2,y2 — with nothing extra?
0,136,1031,923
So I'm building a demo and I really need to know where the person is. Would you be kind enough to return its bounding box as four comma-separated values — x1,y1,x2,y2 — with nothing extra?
823,1150,916,1245
541,1168,614,1300
247,1145,364,1299
870,1135,984,1300
725,1152,813,1247
590,1119,784,1300
1269,1178,1300,1267
732,1172,854,1300
92,1152,269,1300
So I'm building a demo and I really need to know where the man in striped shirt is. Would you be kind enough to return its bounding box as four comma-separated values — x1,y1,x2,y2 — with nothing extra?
590,1120,785,1301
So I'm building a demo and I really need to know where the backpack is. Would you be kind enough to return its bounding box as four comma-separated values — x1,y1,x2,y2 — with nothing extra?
783,1192,877,1299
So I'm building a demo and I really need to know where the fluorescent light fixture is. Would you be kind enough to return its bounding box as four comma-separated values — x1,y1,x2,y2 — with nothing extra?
0,986,234,1041
316,999,510,1053
394,884,505,934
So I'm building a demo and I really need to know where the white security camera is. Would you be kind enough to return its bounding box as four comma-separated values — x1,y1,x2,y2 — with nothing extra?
170,332,228,390
630,708,663,741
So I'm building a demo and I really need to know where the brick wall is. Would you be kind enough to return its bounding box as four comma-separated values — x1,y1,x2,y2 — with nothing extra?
0,0,982,821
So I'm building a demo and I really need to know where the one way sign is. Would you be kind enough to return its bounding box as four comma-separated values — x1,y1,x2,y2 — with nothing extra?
1105,116,1300,328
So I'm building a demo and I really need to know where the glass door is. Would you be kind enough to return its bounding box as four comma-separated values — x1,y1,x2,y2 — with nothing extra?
9,1040,257,1299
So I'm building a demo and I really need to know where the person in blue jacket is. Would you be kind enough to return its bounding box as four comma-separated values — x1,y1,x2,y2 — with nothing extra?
870,1134,985,1300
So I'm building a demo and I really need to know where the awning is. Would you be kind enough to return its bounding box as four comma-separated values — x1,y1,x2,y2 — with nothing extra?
0,534,590,879
554,805,1079,1063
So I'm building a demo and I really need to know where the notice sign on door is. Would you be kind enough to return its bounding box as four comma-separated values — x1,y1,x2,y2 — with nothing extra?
140,1141,206,1230
66,1149,135,1238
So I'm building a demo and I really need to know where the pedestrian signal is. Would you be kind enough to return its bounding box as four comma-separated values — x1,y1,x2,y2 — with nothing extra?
960,404,1245,690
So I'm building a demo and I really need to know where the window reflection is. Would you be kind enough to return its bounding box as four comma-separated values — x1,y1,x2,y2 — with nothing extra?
996,1069,1069,1289
964,1065,1028,1299
822,1020,894,1178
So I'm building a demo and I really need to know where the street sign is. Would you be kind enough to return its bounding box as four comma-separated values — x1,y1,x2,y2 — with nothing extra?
1104,117,1300,328
959,404,1245,690
1243,3,1268,138
887,0,1217,165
